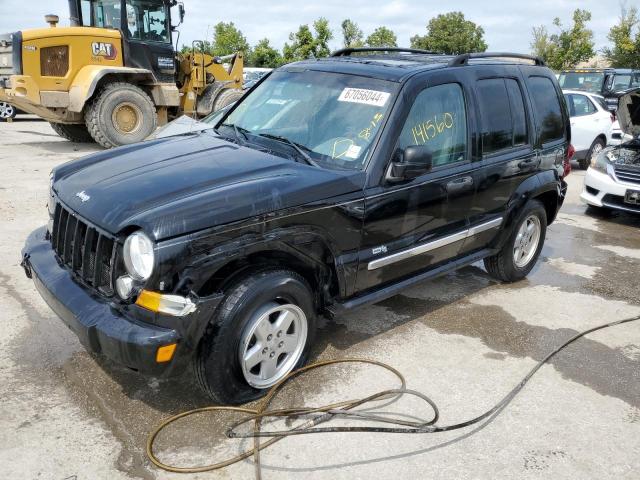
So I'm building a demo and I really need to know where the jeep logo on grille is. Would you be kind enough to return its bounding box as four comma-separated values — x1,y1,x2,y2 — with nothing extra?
91,42,117,60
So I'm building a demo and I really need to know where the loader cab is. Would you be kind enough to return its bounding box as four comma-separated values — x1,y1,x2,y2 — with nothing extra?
69,0,177,81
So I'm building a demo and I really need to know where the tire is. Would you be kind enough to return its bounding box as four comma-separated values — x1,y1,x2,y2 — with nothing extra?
0,101,17,121
195,269,317,404
85,82,157,149
212,88,244,112
484,199,547,282
49,122,95,143
580,137,606,170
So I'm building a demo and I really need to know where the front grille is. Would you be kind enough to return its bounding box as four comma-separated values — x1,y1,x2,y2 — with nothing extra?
41,45,69,77
614,165,640,185
51,202,117,295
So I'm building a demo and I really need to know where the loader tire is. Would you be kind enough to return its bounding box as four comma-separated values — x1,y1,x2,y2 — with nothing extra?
49,122,95,143
212,88,244,112
85,82,157,149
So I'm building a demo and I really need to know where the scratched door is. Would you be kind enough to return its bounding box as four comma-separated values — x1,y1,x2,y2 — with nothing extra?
356,76,482,292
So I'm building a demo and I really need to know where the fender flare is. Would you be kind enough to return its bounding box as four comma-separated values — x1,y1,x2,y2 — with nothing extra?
174,226,349,302
492,171,561,250
68,66,155,112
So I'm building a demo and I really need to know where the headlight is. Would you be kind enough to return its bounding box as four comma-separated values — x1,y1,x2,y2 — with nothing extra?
591,150,612,174
123,231,155,281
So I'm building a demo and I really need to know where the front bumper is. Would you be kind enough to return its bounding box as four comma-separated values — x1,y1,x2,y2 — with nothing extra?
581,167,640,214
21,227,223,376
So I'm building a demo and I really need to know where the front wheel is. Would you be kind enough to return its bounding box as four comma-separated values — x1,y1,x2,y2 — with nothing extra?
484,199,547,282
195,269,316,404
85,82,157,148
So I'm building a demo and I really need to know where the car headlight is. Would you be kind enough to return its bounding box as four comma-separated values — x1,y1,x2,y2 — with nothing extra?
591,150,613,174
123,231,155,281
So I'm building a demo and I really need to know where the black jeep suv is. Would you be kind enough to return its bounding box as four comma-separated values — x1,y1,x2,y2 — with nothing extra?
22,48,570,404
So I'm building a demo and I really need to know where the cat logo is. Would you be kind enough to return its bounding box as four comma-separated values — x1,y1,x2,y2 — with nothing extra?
91,42,117,60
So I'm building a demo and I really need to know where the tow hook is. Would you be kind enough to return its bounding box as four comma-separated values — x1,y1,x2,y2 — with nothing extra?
20,253,32,279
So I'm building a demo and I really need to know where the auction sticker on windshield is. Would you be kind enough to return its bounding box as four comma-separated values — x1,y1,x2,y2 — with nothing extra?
338,88,390,107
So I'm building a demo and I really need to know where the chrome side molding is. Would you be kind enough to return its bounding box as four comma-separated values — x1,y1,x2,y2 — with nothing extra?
368,217,503,270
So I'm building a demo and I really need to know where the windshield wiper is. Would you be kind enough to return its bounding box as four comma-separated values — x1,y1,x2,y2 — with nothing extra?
217,123,250,145
258,133,320,167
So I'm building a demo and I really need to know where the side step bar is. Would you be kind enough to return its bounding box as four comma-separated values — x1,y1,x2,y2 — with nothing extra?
327,248,496,316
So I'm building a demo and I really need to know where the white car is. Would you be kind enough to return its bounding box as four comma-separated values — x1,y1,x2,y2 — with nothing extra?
563,89,614,169
581,88,640,215
609,119,633,146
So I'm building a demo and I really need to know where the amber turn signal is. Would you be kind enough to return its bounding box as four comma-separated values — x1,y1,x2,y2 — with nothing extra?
156,343,177,363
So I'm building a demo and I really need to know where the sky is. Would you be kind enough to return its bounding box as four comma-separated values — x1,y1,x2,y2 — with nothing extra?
0,0,625,55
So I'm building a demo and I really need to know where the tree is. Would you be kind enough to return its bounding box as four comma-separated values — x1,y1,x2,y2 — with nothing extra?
283,18,334,62
530,26,554,61
249,38,283,68
211,22,250,58
410,12,487,54
365,26,397,48
603,5,640,68
532,9,595,70
341,19,364,48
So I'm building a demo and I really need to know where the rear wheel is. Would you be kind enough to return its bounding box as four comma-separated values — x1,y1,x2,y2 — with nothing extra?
212,88,244,111
580,137,605,170
484,199,547,282
0,102,17,121
49,122,94,143
85,82,157,148
195,269,316,404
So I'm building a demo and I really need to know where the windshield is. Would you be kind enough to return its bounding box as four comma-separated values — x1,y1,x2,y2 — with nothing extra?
80,0,170,43
222,70,397,170
558,72,605,94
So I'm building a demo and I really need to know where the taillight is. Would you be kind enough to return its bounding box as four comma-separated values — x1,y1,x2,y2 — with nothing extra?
563,144,574,178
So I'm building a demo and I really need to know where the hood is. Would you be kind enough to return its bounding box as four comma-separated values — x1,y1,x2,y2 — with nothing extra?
616,88,640,137
52,133,363,240
146,115,212,140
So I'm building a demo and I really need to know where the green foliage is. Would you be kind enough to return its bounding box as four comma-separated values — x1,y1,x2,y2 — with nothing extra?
410,11,487,54
211,22,250,58
532,9,595,70
341,19,364,48
365,26,397,48
603,5,640,68
249,38,283,68
283,17,334,62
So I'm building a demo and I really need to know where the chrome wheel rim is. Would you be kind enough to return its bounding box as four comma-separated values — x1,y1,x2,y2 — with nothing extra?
239,302,307,389
0,102,15,119
590,142,603,162
513,215,541,268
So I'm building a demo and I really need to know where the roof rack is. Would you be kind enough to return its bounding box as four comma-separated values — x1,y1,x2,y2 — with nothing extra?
448,52,545,67
331,47,439,57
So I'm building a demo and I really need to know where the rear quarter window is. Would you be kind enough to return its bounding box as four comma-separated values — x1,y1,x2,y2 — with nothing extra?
528,76,565,144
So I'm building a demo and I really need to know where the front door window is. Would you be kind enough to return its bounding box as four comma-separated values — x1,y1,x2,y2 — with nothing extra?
125,0,171,43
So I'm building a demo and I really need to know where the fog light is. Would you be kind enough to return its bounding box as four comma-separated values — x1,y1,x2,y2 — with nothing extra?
136,290,196,316
156,343,177,363
116,275,134,299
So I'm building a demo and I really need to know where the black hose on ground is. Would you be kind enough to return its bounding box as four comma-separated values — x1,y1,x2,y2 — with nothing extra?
146,314,640,479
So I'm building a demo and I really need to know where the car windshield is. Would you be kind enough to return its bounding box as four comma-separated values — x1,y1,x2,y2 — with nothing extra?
221,70,397,170
558,72,605,94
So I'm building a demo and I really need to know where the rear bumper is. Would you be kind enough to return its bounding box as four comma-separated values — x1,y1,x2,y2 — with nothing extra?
22,227,223,376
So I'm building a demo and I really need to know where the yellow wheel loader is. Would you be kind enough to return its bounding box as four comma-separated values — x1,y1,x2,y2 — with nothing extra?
0,0,244,148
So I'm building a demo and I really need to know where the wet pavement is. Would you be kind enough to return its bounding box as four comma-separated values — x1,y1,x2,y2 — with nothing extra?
1,119,639,479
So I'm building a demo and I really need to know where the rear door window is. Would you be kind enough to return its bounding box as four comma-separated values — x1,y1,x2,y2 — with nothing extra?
528,76,565,144
477,78,529,155
566,94,596,117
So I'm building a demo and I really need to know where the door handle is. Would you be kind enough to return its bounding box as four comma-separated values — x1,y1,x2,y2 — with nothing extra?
447,176,473,193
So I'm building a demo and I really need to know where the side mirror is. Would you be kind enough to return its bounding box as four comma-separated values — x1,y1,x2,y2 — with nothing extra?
179,4,186,23
387,145,433,182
